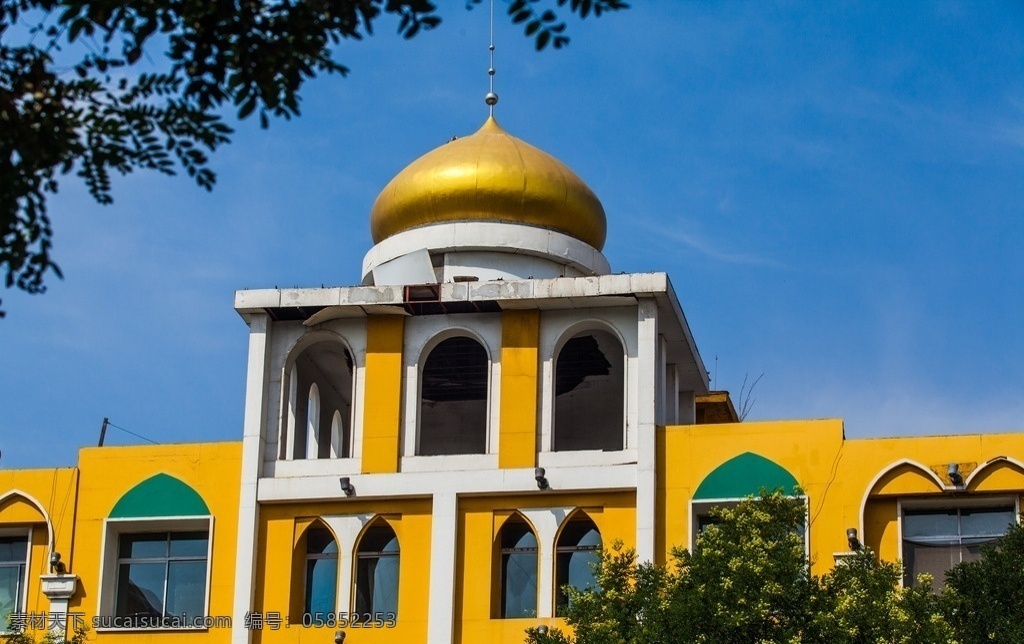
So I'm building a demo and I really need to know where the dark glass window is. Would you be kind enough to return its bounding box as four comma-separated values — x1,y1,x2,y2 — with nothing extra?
304,527,338,617
499,517,538,618
555,516,601,612
355,523,399,616
114,531,208,621
554,331,625,452
903,505,1015,589
420,337,488,455
0,536,28,627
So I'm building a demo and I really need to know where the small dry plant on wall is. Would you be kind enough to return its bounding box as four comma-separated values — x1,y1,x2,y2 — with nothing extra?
737,372,765,421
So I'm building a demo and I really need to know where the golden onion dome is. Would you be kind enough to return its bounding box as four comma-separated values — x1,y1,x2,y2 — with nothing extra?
370,116,607,251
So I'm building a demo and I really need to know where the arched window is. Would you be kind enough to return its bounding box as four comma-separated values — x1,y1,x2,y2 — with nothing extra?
498,516,538,618
305,383,321,460
284,341,354,460
419,336,488,455
554,330,624,451
555,514,601,612
330,410,344,459
354,522,399,616
304,527,338,618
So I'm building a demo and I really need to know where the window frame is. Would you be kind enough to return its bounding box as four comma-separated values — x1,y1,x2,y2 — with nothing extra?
302,525,339,619
897,495,1019,588
553,515,601,614
497,516,539,619
97,517,213,632
0,527,31,635
551,328,628,453
689,496,810,556
416,334,492,457
353,522,400,617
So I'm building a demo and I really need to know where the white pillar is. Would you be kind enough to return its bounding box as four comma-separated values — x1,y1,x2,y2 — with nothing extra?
40,574,78,637
232,313,270,644
519,507,572,619
427,493,458,643
321,514,375,613
636,299,659,563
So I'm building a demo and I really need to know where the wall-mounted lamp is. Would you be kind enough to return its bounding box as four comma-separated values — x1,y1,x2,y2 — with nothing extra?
534,467,549,490
537,625,549,636
339,477,356,497
334,630,346,643
948,463,964,487
50,551,66,574
846,527,861,551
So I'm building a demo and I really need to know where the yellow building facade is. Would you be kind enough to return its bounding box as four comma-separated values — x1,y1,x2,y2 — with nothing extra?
3,115,1023,643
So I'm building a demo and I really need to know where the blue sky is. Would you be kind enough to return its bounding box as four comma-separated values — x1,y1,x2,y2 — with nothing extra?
3,2,1023,468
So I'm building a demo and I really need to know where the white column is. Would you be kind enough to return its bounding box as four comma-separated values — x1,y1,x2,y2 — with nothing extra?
40,574,78,637
427,493,458,643
232,313,270,644
635,299,659,563
666,365,679,425
321,514,375,613
519,507,572,619
656,336,668,425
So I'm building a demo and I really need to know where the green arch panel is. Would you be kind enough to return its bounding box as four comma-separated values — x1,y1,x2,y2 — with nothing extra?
693,452,799,499
109,473,210,518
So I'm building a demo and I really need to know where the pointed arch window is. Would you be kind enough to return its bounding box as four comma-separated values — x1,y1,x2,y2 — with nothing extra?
354,522,399,616
304,527,338,618
555,514,601,612
498,516,538,618
554,330,624,451
419,336,488,455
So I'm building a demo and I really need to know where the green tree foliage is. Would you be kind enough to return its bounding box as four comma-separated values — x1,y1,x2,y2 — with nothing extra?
0,0,628,317
2,619,89,644
941,520,1024,643
808,552,949,643
526,490,957,644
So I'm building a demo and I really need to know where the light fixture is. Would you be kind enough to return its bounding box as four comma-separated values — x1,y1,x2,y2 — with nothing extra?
534,467,549,490
537,625,549,635
50,551,66,574
948,463,964,487
846,527,861,551
334,630,346,643
339,477,356,497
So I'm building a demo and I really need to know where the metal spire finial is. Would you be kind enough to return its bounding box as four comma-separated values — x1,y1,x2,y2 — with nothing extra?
484,0,498,113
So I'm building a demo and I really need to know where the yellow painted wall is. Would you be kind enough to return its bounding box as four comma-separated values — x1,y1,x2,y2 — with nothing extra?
499,310,541,469
659,419,848,571
362,316,406,474
69,442,242,644
0,467,78,627
662,422,1024,575
253,498,431,643
454,492,635,643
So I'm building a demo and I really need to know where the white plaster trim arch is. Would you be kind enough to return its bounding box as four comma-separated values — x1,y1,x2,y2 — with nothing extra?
279,329,360,462
0,489,55,555
540,312,636,454
857,459,947,541
401,316,502,461
964,455,1024,489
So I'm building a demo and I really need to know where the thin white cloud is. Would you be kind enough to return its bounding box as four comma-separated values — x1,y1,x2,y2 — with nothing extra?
636,217,784,268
